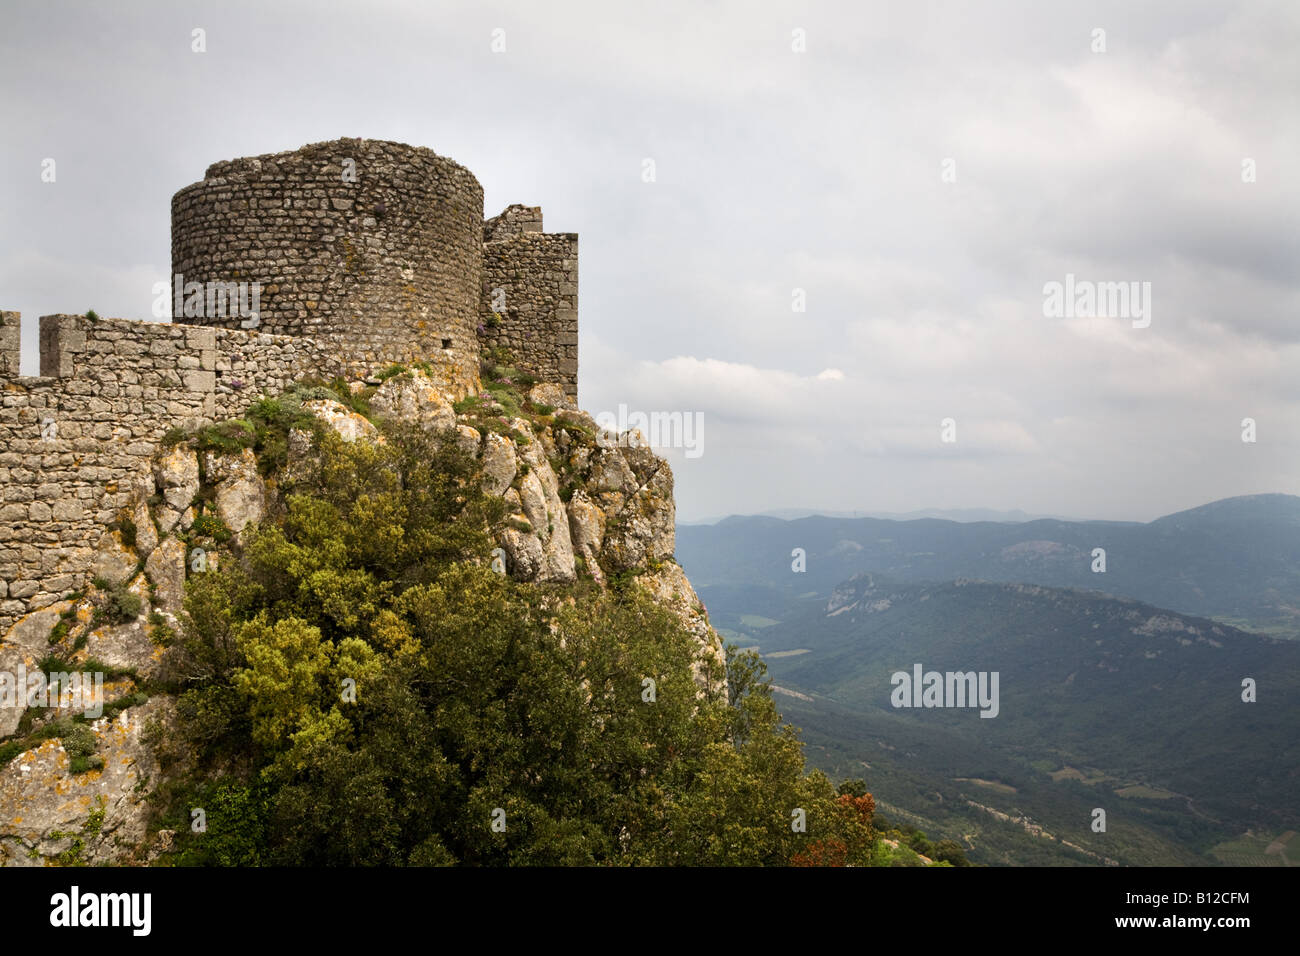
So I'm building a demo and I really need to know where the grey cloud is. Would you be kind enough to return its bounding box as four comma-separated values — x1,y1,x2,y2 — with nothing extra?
1,0,1295,522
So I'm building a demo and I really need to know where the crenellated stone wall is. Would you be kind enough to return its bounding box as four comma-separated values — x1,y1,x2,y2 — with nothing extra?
0,312,344,631
0,139,582,631
0,313,19,379
480,206,579,400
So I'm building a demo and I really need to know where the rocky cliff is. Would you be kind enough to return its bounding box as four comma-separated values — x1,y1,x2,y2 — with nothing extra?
0,363,721,866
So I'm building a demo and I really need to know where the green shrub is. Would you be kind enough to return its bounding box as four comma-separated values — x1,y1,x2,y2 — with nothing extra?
838,778,869,798
79,657,140,682
61,724,97,759
91,582,142,627
49,619,71,645
110,587,142,623
0,741,24,767
170,777,268,867
149,610,177,647
16,706,52,739
108,515,137,548
242,389,332,476
932,839,972,866
247,395,316,434
484,383,522,419
314,377,373,418
192,419,258,455
191,512,232,543
100,691,149,724
69,755,105,775
286,384,340,403
152,622,177,647
555,412,596,439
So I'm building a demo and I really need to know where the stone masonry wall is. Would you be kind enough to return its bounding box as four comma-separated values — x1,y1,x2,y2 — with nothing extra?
0,140,581,632
0,312,338,633
0,313,19,379
480,206,579,400
484,204,544,241
172,138,485,383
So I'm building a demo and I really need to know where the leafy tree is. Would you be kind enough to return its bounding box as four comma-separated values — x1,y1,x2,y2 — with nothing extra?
932,838,972,867
158,419,877,866
838,778,869,798
792,793,877,866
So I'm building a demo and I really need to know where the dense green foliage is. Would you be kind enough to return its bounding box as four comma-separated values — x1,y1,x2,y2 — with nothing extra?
89,578,143,627
183,379,375,473
153,424,881,866
872,811,970,866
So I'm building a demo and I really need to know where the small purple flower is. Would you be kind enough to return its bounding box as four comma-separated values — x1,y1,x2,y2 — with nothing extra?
477,323,486,334
230,379,245,391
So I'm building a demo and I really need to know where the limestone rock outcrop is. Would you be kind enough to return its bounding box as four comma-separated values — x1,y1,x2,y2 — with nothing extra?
527,383,576,411
0,369,723,866
635,561,726,683
93,531,137,587
204,448,266,535
144,537,187,619
0,698,173,866
369,370,458,431
304,399,380,443
154,446,200,535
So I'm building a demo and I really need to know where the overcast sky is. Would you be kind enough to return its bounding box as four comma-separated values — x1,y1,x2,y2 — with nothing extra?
2,0,1296,522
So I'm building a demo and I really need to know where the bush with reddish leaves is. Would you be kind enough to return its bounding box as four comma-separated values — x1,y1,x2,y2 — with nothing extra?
789,791,877,866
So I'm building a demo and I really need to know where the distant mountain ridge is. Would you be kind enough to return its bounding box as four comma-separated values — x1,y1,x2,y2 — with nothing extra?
743,572,1300,865
677,494,1300,636
682,506,1091,525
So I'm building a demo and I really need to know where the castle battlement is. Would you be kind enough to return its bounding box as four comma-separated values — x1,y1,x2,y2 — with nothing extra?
480,204,579,398
0,138,580,631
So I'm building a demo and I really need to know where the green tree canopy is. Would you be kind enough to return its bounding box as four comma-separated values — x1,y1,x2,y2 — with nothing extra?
157,422,880,866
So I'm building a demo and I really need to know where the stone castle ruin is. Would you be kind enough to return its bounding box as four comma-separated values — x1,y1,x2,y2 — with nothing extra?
0,138,580,633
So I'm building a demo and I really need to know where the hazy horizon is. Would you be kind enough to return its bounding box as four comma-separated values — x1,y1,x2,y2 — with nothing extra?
678,489,1298,526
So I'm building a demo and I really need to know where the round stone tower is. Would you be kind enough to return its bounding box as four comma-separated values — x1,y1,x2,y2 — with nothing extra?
171,138,483,386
